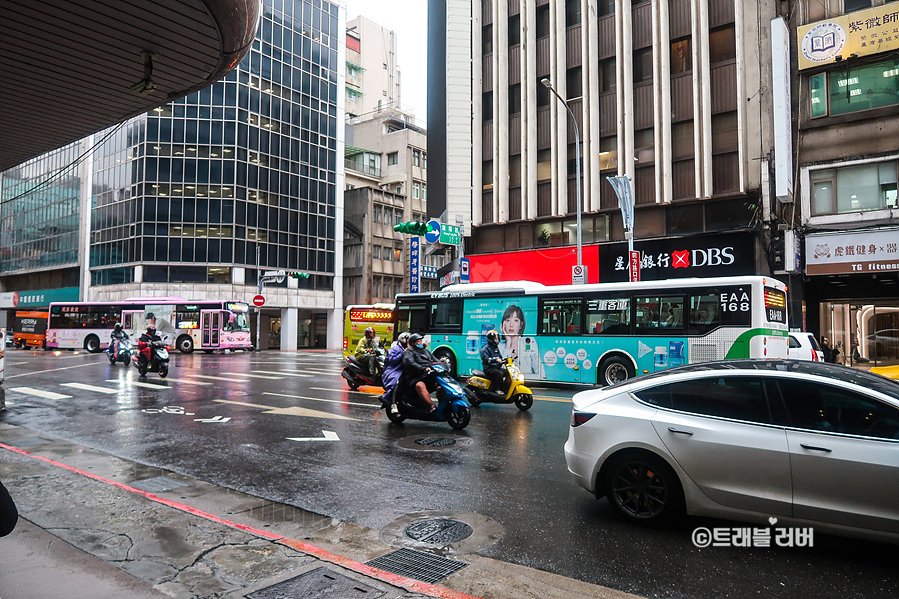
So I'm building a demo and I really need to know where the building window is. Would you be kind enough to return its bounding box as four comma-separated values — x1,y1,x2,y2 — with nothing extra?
634,49,653,84
509,14,521,46
635,129,655,164
566,67,583,99
537,82,550,107
509,84,522,115
396,185,403,194
536,5,550,38
600,58,616,93
843,0,871,13
709,26,736,64
374,277,381,297
412,181,420,199
421,183,427,200
413,149,422,167
672,122,694,160
423,152,427,170
483,91,493,121
394,247,403,262
599,0,615,16
387,152,398,165
373,245,382,259
810,73,827,118
566,0,582,26
395,211,402,225
830,59,899,116
671,38,692,75
811,162,899,215
483,24,493,55
373,205,382,223
599,137,618,170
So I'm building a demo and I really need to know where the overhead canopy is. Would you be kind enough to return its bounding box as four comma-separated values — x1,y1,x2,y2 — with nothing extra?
0,0,261,172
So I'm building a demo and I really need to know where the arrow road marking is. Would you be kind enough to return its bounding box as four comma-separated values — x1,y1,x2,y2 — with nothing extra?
287,430,340,442
106,380,172,390
214,399,360,421
61,382,119,395
9,387,72,400
194,416,231,423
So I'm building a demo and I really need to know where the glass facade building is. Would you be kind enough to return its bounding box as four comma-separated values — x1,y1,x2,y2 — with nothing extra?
0,0,346,349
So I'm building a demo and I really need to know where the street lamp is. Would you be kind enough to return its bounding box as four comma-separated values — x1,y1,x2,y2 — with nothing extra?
541,77,583,281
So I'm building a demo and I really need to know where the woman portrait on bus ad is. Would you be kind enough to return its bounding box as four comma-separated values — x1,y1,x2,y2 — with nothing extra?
498,304,543,379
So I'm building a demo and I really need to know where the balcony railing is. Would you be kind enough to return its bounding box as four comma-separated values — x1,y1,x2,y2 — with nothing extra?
344,159,381,178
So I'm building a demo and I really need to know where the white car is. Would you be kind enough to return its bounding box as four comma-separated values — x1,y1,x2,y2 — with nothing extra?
787,332,825,362
564,359,899,543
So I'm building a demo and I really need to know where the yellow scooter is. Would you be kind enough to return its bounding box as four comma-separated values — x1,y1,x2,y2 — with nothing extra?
465,357,534,411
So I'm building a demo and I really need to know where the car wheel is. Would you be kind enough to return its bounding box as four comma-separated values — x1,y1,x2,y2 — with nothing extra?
447,405,471,430
432,349,457,377
514,394,534,411
177,335,194,354
598,356,634,386
604,452,683,523
84,335,101,353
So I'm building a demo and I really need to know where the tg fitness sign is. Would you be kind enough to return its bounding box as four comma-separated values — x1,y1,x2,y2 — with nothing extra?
797,4,899,70
806,230,899,275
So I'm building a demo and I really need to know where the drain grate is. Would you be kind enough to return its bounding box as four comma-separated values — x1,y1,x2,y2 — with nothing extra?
11,436,51,448
405,518,473,544
246,567,384,599
414,437,456,447
366,548,467,583
129,476,193,493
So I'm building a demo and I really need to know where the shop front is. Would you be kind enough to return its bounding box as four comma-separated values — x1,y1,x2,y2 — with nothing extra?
805,229,899,367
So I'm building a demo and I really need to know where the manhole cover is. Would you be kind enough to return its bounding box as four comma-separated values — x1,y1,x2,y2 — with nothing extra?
246,566,384,599
405,518,473,544
366,548,467,583
414,437,456,447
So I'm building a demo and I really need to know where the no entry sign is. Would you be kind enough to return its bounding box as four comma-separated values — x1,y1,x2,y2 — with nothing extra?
253,295,265,307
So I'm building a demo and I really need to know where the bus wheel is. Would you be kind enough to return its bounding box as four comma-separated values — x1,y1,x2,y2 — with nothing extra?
177,335,194,354
84,335,101,353
433,349,456,376
598,356,633,387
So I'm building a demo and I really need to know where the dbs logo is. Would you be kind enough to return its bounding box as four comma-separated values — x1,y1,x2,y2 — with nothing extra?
672,250,691,268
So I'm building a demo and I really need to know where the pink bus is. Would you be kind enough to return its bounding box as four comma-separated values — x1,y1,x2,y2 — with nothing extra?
47,297,252,354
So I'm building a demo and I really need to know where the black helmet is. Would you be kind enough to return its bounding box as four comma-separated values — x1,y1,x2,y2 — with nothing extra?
364,326,375,338
409,333,424,346
147,325,156,334
114,323,122,330
486,330,499,344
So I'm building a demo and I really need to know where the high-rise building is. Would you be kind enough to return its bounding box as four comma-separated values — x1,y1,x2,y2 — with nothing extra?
345,16,401,117
0,0,346,350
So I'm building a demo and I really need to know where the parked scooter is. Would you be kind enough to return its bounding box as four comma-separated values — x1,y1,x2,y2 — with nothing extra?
107,337,133,366
465,357,534,410
134,339,170,377
384,362,472,430
341,346,386,389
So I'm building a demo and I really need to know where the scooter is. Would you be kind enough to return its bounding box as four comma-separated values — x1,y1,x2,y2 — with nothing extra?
107,337,133,366
384,362,472,430
465,357,534,411
134,339,169,377
341,347,386,389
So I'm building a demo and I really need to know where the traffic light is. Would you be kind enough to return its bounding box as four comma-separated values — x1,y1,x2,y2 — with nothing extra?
770,236,785,272
394,221,428,236
288,271,310,279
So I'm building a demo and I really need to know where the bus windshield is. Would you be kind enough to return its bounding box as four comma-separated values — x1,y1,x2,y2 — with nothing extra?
226,312,251,332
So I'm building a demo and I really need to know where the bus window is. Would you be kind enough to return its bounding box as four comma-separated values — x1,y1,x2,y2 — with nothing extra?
587,298,630,335
430,299,463,333
396,304,428,334
636,297,683,331
542,298,582,334
689,293,720,334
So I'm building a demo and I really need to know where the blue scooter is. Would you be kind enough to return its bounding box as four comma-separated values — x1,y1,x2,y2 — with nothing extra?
384,362,472,430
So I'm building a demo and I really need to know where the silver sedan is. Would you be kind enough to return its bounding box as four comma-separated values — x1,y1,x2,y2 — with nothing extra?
564,359,899,542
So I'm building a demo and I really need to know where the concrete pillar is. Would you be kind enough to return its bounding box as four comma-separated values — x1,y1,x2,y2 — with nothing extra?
327,307,344,350
280,307,298,351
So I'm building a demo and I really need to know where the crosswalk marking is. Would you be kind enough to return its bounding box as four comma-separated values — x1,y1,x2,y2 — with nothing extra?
251,370,312,378
106,380,172,390
186,374,251,383
61,382,119,395
9,387,72,400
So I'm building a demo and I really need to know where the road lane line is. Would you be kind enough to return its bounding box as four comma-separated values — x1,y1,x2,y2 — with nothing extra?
106,380,172,390
9,387,72,400
155,377,212,385
214,399,361,420
251,370,313,378
0,442,484,599
186,374,251,383
4,362,97,379
263,392,377,409
60,382,120,395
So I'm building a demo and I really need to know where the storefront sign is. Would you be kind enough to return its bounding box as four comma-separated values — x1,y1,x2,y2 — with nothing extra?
772,18,794,203
806,230,899,275
797,5,899,70
4,287,79,308
0,292,19,308
469,246,601,285
409,236,421,293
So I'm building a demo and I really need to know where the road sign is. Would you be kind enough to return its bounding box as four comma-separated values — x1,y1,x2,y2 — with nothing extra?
629,251,641,282
410,236,421,293
439,223,462,245
460,257,470,283
253,295,265,307
425,219,441,244
420,265,438,279
572,264,587,285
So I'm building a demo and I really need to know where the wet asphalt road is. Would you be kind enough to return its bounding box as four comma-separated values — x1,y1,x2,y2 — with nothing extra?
1,349,897,599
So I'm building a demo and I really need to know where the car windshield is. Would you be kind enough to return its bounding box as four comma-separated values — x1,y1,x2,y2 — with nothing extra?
627,359,899,400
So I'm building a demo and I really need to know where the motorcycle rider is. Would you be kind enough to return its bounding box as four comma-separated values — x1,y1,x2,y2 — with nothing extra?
481,330,507,393
138,324,163,365
110,323,129,354
401,333,437,412
382,332,410,414
355,327,380,375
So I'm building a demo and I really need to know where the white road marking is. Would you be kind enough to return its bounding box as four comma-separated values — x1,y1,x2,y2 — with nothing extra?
106,379,172,390
193,416,231,423
156,377,212,385
251,370,312,378
9,387,72,400
311,386,383,395
264,392,377,409
287,430,340,442
4,362,97,379
186,374,251,383
214,399,361,420
60,382,119,395
220,372,283,380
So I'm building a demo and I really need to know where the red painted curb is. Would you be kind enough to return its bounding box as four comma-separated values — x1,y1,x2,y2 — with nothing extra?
0,441,483,599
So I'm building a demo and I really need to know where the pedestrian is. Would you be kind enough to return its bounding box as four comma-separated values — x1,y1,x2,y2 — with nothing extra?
820,337,833,363
0,479,17,537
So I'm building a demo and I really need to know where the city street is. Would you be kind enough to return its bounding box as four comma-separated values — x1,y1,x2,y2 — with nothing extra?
1,348,898,599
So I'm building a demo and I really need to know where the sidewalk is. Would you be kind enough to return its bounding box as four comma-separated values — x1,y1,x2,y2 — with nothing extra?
0,422,639,599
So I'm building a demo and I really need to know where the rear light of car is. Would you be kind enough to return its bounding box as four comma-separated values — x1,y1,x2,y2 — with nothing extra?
343,337,348,350
571,411,596,427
